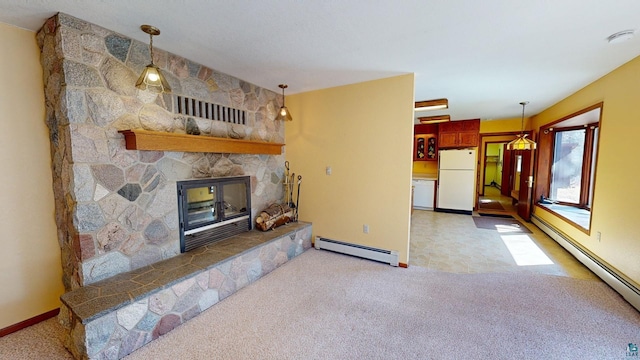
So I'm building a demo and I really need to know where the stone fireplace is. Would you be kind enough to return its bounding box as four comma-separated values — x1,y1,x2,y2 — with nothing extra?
37,13,315,359
38,13,288,290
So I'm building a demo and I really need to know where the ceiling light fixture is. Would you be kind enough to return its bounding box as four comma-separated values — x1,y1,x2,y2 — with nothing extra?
275,84,292,121
607,29,635,44
506,101,536,151
414,98,448,112
418,115,450,124
135,25,171,93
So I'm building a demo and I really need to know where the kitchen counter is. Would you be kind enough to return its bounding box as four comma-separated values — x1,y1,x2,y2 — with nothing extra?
412,173,438,181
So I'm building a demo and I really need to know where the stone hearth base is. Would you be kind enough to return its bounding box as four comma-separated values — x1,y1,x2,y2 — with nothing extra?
59,222,312,359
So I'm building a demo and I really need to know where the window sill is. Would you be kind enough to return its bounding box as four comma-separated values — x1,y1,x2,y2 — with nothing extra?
536,203,591,233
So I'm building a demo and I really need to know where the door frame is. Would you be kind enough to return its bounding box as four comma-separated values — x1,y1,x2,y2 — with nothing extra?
477,131,533,211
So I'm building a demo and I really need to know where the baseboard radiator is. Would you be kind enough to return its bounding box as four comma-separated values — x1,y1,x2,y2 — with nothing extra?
314,237,399,267
532,214,640,312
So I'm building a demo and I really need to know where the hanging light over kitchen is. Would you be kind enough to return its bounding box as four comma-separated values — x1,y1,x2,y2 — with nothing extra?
275,84,293,121
506,101,537,151
135,25,171,93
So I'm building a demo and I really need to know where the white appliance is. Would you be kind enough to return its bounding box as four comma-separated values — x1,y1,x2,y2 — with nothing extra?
436,149,476,214
412,179,435,210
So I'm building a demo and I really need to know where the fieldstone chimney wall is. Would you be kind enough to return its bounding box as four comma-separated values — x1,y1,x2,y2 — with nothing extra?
37,13,286,290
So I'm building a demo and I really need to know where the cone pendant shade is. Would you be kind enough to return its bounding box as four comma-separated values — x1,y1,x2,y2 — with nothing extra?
506,134,537,150
276,105,293,121
136,63,171,93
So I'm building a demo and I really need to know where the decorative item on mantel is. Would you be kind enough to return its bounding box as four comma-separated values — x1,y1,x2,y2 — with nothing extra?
135,24,172,93
185,117,201,135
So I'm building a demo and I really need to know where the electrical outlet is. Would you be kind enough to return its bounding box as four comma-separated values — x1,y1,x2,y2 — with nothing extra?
597,231,601,242
326,166,332,175
363,224,369,234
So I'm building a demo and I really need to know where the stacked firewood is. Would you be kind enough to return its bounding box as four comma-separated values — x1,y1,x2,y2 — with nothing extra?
255,203,294,231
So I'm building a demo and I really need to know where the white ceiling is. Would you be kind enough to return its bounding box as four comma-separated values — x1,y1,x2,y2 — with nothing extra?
2,0,640,121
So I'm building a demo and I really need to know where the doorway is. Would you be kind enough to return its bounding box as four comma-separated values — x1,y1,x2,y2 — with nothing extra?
477,133,528,216
479,141,515,215
483,142,505,191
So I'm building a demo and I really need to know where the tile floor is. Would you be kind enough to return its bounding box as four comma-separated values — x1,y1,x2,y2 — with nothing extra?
409,186,597,280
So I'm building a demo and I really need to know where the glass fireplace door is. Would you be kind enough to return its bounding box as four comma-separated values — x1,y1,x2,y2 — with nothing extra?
177,176,252,252
221,182,248,218
185,185,218,227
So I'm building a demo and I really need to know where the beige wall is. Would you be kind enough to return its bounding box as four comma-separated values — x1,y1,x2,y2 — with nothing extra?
285,75,415,264
532,55,640,286
0,23,63,328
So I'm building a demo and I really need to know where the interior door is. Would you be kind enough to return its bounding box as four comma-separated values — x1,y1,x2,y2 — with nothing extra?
501,144,512,197
517,149,535,220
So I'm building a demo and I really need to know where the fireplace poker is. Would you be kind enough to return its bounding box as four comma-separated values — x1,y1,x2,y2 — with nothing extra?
289,173,295,207
295,175,302,221
284,161,290,204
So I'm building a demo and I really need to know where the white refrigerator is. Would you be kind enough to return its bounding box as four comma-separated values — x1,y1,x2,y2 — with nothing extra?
436,149,476,214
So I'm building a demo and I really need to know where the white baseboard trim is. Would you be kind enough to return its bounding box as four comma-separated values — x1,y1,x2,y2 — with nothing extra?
532,214,640,312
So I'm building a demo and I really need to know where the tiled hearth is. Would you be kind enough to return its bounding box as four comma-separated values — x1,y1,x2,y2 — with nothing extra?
60,222,312,359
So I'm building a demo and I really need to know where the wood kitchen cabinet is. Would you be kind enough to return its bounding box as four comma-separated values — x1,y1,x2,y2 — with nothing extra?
414,123,438,135
438,119,480,148
414,124,438,161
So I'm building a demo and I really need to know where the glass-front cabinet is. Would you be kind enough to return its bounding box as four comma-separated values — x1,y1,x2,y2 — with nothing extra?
414,134,437,161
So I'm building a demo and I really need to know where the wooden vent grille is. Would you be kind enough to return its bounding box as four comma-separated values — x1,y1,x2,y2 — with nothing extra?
175,95,247,125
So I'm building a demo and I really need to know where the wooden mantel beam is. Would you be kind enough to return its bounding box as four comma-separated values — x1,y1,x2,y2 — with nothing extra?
118,129,284,155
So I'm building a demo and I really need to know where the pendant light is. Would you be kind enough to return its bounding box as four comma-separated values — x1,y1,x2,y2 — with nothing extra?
135,25,171,93
506,101,537,151
275,84,293,121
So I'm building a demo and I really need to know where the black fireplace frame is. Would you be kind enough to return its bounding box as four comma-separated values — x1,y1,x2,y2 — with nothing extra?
177,176,252,252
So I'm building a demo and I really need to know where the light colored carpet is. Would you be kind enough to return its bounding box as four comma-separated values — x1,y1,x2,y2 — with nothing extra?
2,250,639,359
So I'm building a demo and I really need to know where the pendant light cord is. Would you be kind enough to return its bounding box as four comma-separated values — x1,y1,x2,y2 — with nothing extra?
149,33,155,66
519,101,529,136
520,103,525,136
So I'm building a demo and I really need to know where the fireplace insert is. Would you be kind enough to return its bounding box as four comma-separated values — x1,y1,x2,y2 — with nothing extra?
177,176,251,252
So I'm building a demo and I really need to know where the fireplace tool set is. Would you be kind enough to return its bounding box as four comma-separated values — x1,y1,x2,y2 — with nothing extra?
284,161,302,221
255,161,302,231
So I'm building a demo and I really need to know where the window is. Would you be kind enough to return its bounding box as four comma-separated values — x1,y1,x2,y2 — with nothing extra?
549,125,598,208
534,103,603,234
536,103,602,233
